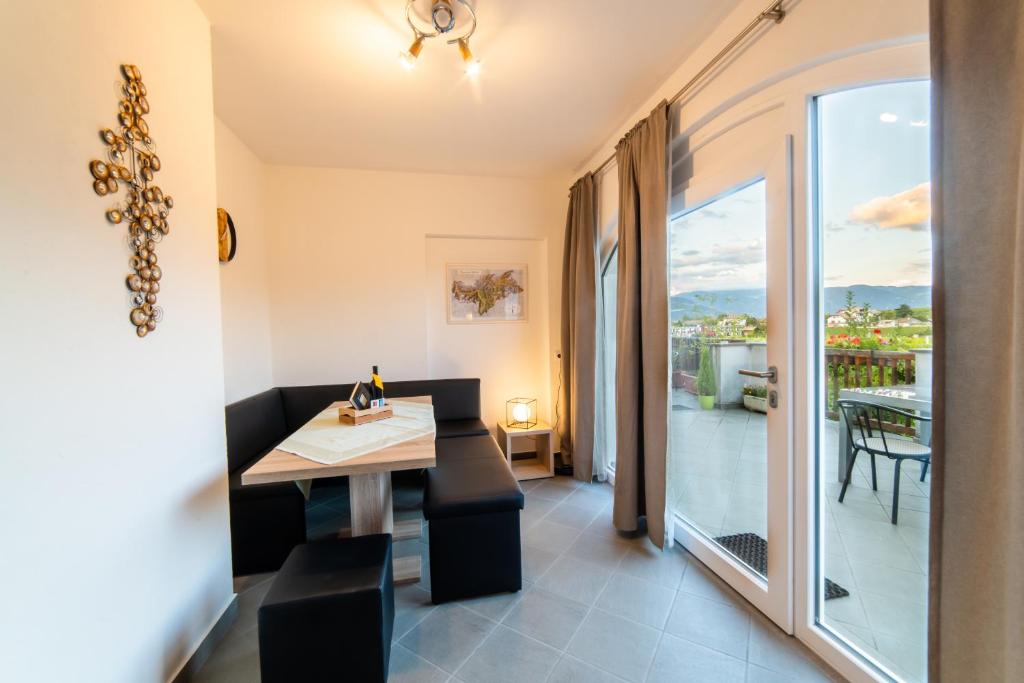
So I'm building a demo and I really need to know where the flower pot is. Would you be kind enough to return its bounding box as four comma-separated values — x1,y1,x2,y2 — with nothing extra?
698,395,715,410
743,395,768,413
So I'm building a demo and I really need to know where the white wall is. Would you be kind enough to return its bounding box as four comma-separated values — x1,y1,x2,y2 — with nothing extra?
0,2,232,681
264,166,564,418
425,237,551,430
215,118,275,403
578,0,927,174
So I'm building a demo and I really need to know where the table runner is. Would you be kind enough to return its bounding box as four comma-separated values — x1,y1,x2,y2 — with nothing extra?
274,400,436,465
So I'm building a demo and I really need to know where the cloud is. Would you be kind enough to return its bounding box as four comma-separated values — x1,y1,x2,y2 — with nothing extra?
681,249,700,256
849,182,931,231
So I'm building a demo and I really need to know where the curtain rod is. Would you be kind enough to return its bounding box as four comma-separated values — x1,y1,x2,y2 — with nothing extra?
591,0,786,177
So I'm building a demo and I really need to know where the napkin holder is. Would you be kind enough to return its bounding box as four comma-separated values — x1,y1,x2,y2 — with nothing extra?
334,400,393,426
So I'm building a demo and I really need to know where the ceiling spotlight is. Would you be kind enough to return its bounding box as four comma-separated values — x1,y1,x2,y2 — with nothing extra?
879,112,899,123
401,0,480,74
910,120,929,127
399,34,425,70
458,38,481,76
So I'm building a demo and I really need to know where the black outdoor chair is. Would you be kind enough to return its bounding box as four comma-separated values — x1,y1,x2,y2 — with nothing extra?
837,399,931,524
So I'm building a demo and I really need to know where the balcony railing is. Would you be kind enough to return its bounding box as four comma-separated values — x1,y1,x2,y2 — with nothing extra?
825,348,917,433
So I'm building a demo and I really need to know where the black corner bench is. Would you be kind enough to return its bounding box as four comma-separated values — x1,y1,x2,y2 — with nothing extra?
225,377,525,604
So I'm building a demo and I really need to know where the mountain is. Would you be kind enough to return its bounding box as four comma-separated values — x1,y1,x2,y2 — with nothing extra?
670,285,931,320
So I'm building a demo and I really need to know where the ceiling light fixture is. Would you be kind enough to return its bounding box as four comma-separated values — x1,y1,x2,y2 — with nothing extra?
399,0,481,75
879,112,899,123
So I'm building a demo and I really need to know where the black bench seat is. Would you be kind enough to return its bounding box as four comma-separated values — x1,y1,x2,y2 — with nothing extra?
425,434,524,603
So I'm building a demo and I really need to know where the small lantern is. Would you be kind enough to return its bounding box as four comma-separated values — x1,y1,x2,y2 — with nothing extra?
506,397,537,429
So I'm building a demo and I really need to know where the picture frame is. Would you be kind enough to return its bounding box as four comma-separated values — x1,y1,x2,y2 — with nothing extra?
446,263,528,324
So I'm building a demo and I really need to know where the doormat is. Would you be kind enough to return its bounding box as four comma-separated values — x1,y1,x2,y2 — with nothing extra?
714,532,850,600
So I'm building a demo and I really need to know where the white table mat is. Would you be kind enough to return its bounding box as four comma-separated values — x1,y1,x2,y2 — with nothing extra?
275,400,436,465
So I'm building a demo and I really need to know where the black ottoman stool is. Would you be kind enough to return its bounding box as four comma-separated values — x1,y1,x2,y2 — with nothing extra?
258,534,394,683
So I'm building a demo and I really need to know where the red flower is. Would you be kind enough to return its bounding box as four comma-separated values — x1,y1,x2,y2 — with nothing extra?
873,328,881,335
839,333,849,339
851,336,862,346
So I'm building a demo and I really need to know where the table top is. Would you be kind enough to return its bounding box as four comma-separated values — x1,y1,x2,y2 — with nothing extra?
241,395,436,486
839,384,931,408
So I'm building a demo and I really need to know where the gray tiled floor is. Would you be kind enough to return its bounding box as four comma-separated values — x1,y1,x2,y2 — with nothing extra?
196,475,843,682
667,394,928,683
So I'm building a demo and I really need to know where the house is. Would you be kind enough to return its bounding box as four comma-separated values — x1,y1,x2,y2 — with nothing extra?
2,2,1018,683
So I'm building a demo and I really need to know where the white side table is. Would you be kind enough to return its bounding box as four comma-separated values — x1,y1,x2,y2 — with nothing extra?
496,421,555,481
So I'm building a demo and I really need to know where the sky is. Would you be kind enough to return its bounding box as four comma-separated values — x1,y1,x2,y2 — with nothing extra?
668,80,932,295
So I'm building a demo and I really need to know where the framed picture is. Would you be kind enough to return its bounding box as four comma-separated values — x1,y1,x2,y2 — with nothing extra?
446,263,528,324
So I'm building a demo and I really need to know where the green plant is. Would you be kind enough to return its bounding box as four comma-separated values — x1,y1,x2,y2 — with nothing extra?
742,384,768,398
697,345,716,397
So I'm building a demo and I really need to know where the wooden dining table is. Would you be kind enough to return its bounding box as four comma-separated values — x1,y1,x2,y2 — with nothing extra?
241,395,436,583
836,384,932,482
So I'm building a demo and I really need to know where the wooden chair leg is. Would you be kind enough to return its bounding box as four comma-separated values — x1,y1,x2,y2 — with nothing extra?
870,453,878,491
839,449,859,503
891,459,902,525
920,460,929,482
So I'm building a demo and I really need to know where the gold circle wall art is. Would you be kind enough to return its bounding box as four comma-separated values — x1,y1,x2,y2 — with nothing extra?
216,208,237,263
89,64,173,338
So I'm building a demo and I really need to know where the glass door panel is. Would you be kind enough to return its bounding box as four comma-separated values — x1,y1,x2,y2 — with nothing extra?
670,180,769,574
668,112,793,631
814,80,932,683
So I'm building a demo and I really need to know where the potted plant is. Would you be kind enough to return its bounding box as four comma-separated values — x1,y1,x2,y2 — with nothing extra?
742,384,768,413
697,345,716,410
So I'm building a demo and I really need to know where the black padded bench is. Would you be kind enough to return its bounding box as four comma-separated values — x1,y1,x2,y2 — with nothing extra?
425,434,525,603
258,534,394,683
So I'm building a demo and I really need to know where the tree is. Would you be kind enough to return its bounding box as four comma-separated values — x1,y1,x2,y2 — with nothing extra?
896,303,914,318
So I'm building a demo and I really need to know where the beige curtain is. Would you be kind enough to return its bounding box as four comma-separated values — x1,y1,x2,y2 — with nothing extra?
612,101,669,548
560,173,599,481
930,2,1024,680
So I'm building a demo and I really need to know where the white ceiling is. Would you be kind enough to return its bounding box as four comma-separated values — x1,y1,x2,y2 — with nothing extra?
197,0,740,177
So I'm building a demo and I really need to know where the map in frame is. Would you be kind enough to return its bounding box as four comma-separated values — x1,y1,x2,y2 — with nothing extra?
446,263,527,323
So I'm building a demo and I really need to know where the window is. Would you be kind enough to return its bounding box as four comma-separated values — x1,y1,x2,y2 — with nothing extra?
599,247,618,474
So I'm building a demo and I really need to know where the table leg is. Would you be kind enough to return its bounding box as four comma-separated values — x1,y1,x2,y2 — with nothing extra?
349,471,421,584
837,413,850,483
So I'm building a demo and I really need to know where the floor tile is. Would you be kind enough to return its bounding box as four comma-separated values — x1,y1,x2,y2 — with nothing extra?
647,633,746,683
664,590,751,659
394,584,437,640
594,572,675,629
529,481,576,503
454,625,560,683
523,519,581,555
547,654,627,683
522,545,559,582
398,604,496,673
566,609,660,682
747,613,834,682
545,502,600,530
535,555,613,606
501,586,588,651
566,530,634,567
388,643,450,683
678,559,743,607
615,545,688,590
458,586,525,622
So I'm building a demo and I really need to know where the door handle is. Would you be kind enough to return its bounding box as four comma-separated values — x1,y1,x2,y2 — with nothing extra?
739,366,778,384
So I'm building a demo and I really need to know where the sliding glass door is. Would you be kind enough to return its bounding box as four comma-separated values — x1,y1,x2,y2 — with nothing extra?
668,105,794,630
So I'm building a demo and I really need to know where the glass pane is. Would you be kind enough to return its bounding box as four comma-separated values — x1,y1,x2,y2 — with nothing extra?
669,179,768,577
815,81,931,683
601,249,618,472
